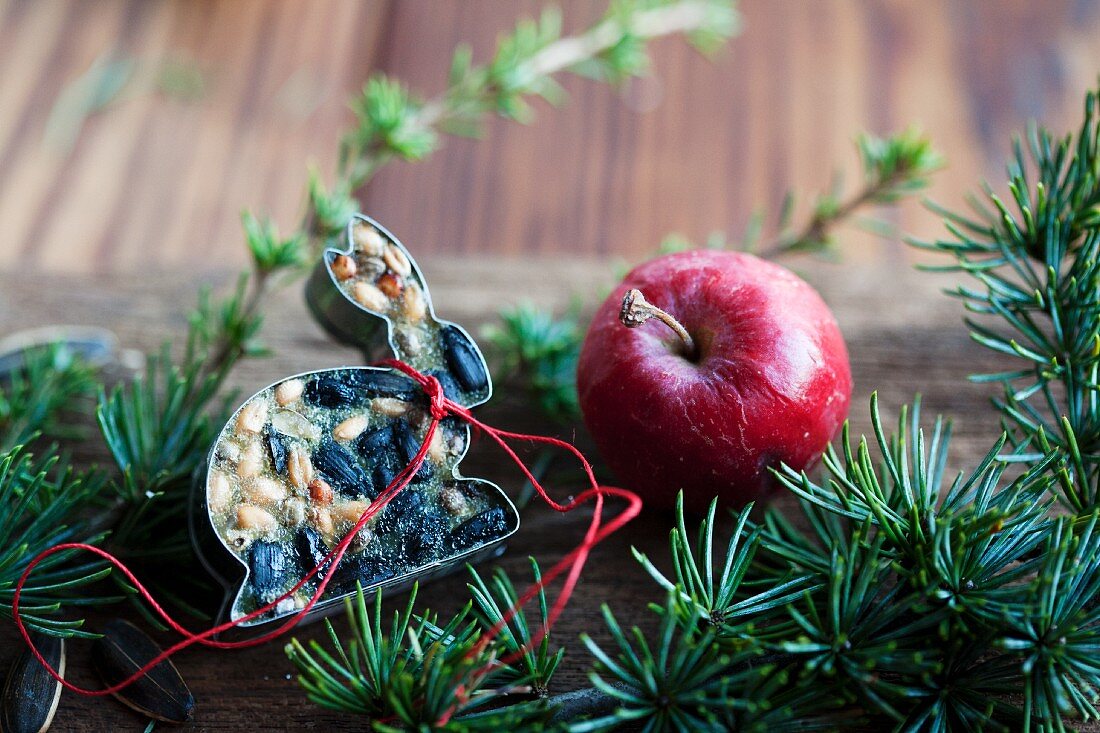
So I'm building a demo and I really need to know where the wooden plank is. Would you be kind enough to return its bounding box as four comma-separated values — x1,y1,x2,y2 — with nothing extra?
0,258,1037,729
2,1,1100,274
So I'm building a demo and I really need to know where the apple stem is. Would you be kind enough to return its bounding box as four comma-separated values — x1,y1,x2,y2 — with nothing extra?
619,288,696,357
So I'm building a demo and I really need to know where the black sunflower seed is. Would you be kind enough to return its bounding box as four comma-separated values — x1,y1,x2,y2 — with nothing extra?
304,375,366,409
426,369,462,402
91,619,195,724
295,526,329,577
1,633,64,733
263,424,288,475
375,487,426,537
448,506,510,551
356,422,396,458
313,439,374,498
402,508,447,565
249,540,293,604
393,420,432,481
346,370,421,401
329,551,395,595
441,325,488,393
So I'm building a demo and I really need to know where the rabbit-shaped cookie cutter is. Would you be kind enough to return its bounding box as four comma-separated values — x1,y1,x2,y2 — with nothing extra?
190,215,519,630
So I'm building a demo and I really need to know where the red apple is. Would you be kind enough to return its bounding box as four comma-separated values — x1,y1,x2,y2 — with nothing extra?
577,250,851,512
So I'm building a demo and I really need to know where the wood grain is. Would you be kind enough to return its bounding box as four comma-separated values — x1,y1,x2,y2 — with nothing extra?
2,0,1100,276
0,258,1042,731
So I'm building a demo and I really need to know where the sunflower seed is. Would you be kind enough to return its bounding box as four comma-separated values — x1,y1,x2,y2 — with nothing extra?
346,370,420,400
426,369,462,401
441,325,488,393
353,223,386,256
236,400,267,434
274,378,304,406
382,243,412,276
312,439,373,498
330,253,357,281
448,506,509,551
270,408,321,442
304,375,367,409
91,620,194,723
263,425,288,475
208,472,233,514
393,420,432,481
402,508,447,564
237,504,276,531
333,415,370,442
329,551,393,595
287,448,314,489
1,633,64,733
295,526,329,576
249,541,293,604
352,281,388,311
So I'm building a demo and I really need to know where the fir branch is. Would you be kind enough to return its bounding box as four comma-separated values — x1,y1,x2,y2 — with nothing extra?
575,396,1084,731
482,302,584,423
0,446,119,637
286,569,558,731
0,344,98,450
916,85,1100,512
755,128,942,258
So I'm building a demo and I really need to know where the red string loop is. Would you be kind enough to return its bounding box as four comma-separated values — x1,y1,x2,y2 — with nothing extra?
12,359,641,715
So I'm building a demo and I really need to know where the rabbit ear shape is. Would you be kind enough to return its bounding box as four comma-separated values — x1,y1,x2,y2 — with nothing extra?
304,214,491,409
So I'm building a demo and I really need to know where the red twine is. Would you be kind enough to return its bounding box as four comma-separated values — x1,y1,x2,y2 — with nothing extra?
12,359,642,712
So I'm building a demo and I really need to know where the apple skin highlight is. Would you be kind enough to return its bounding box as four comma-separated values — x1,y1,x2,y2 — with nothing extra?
577,250,852,512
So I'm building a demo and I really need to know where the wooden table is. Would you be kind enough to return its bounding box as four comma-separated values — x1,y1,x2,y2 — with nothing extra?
0,258,1028,731
2,0,1100,274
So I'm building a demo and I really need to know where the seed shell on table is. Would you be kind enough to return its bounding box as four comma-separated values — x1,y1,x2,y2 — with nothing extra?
1,633,64,733
91,619,195,724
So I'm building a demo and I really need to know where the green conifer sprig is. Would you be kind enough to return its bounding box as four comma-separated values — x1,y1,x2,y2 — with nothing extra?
286,567,559,731
916,86,1100,512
